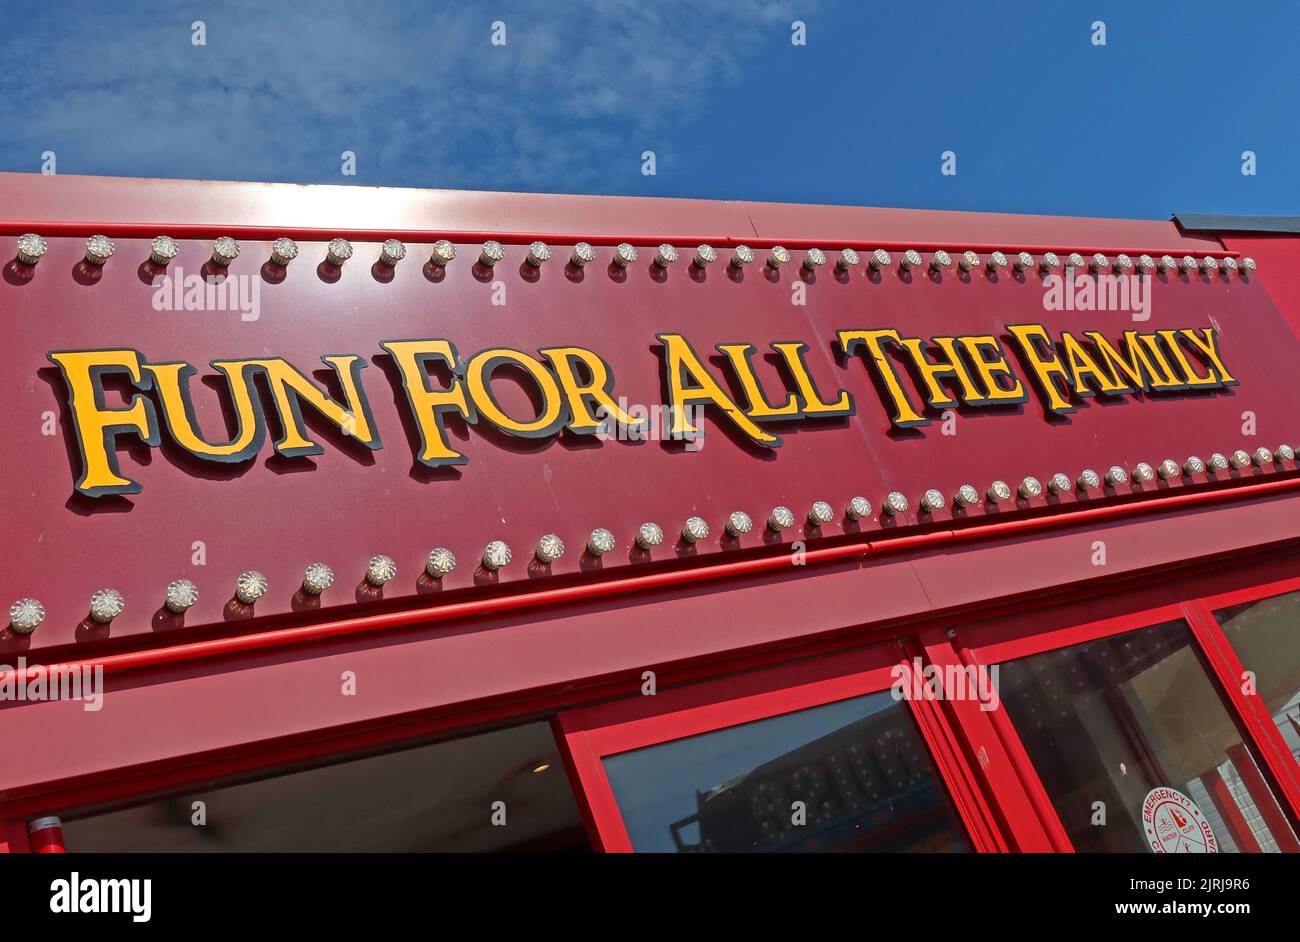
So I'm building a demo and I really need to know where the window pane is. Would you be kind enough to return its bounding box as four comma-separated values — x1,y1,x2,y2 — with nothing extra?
602,691,969,853
1215,590,1300,773
997,619,1299,853
61,722,589,852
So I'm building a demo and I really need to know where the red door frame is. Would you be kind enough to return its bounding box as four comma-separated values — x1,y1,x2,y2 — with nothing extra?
953,584,1300,852
905,628,1057,851
1179,573,1300,802
554,641,1011,853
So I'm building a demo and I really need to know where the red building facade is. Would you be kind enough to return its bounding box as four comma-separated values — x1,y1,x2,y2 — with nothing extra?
1,173,1298,853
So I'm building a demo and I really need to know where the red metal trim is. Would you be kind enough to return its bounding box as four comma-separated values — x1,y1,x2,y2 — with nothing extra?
1204,768,1263,853
571,648,900,755
0,818,31,853
905,690,998,850
1,615,953,823
9,607,925,818
0,562,1171,822
1226,743,1300,852
1180,595,1300,823
1132,561,1300,820
976,686,1076,852
970,598,1184,666
549,714,617,853
900,641,1006,852
1191,571,1300,617
1158,559,1300,612
911,630,1056,851
0,219,1239,259
553,717,633,853
4,472,1297,689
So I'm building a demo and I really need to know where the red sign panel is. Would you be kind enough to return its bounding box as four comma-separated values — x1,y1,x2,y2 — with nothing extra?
2,219,1293,653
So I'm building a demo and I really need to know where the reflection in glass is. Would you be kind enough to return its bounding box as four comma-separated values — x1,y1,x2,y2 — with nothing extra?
602,691,969,852
1215,591,1300,772
996,620,1299,852
61,722,588,852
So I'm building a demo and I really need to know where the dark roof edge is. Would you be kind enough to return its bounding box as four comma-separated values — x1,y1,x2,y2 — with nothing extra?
1174,213,1300,234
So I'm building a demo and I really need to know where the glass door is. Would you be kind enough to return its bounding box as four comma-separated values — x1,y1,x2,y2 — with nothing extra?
957,596,1300,853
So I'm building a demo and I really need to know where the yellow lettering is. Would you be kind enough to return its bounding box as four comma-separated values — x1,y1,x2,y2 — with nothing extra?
379,339,472,466
658,333,778,444
838,329,927,427
957,335,1027,404
144,360,262,461
1136,333,1184,389
1060,332,1125,395
770,342,853,417
897,337,982,409
1084,331,1154,393
540,346,648,435
465,348,565,437
1152,330,1216,388
48,349,160,497
243,355,379,455
716,343,800,421
1005,325,1072,412
1176,327,1237,385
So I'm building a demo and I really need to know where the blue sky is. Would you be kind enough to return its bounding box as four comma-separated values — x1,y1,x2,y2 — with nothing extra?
1,1,1296,220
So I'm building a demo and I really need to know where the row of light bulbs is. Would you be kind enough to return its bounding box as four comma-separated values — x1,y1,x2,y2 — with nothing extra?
6,445,1293,636
12,233,1257,279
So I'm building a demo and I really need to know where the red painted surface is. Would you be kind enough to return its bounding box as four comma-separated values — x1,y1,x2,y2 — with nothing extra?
0,173,1225,252
3,471,1297,694
1,173,1298,852
902,668,1006,851
0,218,1237,260
0,173,1291,657
1221,235,1300,337
2,493,1296,819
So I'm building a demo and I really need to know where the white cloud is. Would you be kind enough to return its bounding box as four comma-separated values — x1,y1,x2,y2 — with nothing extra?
0,1,817,191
